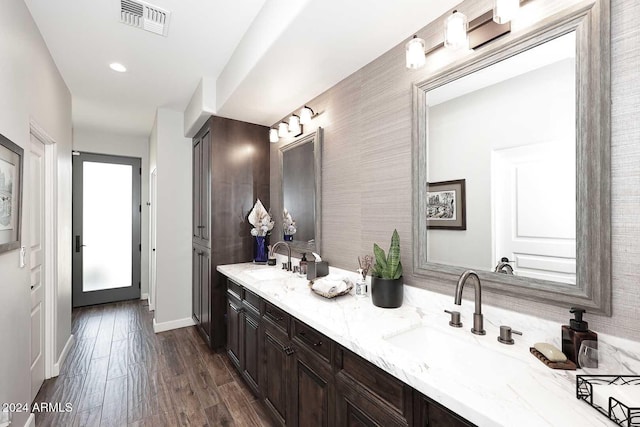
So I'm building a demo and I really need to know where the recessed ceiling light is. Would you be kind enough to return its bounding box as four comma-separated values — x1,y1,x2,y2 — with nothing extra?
109,62,127,73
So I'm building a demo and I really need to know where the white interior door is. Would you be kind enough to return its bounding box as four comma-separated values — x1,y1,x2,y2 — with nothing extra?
29,134,45,400
493,141,576,284
149,168,157,311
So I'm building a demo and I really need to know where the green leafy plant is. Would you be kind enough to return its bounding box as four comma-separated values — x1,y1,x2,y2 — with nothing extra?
371,229,403,280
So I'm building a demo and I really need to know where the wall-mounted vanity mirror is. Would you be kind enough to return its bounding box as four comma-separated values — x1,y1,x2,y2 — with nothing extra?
279,128,322,254
413,2,610,314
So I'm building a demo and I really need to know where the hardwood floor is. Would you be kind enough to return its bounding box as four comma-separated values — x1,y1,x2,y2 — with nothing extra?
34,300,274,427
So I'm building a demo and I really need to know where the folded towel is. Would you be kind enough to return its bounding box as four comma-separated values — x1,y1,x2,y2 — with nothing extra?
592,383,640,414
312,276,349,295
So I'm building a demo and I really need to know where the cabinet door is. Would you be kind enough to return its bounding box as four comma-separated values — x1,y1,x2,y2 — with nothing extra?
199,128,211,245
200,250,211,340
413,392,475,427
335,375,408,427
262,322,290,426
227,295,242,370
192,137,202,240
242,309,261,396
291,346,333,427
192,247,201,324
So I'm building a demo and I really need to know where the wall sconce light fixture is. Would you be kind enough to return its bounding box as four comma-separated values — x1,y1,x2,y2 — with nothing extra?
278,122,289,138
299,106,315,124
493,0,520,24
405,6,514,70
444,10,469,50
406,36,426,69
269,128,279,143
288,114,302,135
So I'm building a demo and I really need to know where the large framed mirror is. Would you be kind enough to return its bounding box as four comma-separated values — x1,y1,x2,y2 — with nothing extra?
278,127,322,254
412,1,611,314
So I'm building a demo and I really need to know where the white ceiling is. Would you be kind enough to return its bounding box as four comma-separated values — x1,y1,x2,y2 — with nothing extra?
25,0,460,137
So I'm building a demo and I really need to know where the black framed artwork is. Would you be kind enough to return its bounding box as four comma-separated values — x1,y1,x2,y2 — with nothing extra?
426,179,466,230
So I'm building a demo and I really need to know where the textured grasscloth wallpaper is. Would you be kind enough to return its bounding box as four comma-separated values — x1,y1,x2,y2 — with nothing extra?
271,0,640,341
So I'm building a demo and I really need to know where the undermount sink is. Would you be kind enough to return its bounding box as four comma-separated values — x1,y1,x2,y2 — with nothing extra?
245,268,291,281
384,324,524,379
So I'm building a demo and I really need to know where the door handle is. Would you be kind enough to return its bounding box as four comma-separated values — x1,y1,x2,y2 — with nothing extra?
75,236,86,252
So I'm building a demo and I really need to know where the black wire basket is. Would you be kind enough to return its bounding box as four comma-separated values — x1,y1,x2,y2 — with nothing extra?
576,375,640,426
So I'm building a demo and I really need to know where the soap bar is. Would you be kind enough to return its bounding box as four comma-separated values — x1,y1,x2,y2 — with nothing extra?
534,342,568,362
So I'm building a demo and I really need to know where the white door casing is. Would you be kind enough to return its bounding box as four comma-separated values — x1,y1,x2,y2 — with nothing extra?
29,134,46,400
492,141,576,284
150,168,157,311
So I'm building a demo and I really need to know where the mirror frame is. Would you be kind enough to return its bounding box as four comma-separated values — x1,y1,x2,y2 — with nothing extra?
278,127,323,255
412,1,611,315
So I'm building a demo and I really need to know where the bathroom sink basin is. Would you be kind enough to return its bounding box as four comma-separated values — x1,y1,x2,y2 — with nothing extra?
385,325,524,379
245,268,291,281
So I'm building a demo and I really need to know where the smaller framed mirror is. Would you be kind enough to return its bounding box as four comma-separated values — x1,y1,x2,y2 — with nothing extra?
278,128,322,254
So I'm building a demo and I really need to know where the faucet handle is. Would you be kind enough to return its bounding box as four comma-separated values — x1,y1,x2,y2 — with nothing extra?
444,310,463,328
497,325,522,345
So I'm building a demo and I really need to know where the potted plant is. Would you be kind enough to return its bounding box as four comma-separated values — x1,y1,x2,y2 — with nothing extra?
371,229,403,308
248,199,274,263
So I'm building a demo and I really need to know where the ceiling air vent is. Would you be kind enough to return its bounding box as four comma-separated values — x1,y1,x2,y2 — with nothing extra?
120,0,171,37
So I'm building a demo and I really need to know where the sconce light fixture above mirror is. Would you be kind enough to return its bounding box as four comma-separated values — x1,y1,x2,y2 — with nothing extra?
270,106,317,143
405,0,520,69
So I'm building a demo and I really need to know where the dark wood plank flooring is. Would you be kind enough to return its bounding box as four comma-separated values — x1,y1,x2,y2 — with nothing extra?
34,300,274,427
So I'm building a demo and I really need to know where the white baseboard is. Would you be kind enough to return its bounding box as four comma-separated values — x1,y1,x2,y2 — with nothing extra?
52,334,75,377
141,293,149,300
153,317,195,333
23,413,35,427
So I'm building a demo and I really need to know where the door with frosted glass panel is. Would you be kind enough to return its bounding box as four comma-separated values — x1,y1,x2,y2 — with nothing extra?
72,152,141,307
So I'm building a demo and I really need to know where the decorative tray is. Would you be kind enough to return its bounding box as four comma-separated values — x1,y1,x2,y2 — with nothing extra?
308,278,353,299
576,375,640,426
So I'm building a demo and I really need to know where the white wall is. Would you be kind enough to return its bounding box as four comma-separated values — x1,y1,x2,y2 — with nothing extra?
0,0,72,425
151,109,192,327
427,59,575,269
72,128,151,297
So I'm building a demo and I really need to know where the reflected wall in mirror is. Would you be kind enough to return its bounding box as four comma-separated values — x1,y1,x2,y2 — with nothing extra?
279,128,322,254
412,1,610,314
426,32,576,285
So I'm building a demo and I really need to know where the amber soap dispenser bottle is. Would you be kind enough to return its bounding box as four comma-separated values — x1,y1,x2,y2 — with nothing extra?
562,307,597,366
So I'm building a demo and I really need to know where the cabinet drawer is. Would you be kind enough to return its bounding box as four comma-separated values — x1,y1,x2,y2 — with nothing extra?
242,288,261,314
227,279,241,300
292,319,331,362
335,346,409,418
262,301,290,334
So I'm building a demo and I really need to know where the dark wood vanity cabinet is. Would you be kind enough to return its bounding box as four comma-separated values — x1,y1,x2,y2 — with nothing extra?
192,116,269,349
226,280,262,396
413,393,475,427
223,278,474,427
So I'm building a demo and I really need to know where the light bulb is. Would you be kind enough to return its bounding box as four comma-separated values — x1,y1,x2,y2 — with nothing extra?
405,36,426,69
278,122,289,137
289,115,301,135
444,10,469,50
300,106,314,124
269,128,279,143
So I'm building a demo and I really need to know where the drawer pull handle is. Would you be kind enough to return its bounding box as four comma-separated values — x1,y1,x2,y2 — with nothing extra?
284,346,296,356
299,330,323,348
266,309,284,322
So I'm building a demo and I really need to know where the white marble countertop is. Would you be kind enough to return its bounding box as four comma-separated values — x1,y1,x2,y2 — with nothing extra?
217,262,638,427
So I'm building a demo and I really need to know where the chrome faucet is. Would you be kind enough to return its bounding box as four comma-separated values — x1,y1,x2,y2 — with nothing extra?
454,270,486,335
494,257,514,275
271,241,292,271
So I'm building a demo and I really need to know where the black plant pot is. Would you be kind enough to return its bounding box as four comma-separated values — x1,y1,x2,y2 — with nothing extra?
371,277,403,308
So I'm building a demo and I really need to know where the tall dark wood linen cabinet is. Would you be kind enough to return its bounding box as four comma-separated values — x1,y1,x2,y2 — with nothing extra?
192,116,269,349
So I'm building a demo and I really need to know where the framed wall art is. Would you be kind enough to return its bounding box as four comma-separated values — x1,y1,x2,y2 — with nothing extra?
0,133,23,254
426,179,466,230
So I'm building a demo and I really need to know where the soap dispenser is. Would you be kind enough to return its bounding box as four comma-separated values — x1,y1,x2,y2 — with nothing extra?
562,307,597,366
299,253,308,275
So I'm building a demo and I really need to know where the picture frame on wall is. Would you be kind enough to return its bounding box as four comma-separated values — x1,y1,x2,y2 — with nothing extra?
426,179,466,230
0,133,24,254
